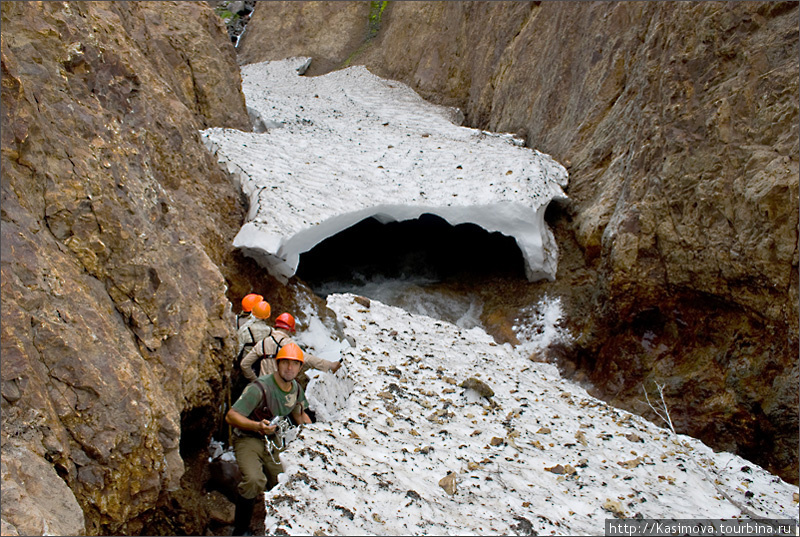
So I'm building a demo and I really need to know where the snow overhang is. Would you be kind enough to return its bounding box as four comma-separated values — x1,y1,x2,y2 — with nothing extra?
202,58,568,283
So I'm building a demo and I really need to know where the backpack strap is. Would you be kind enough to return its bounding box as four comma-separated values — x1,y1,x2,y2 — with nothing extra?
258,338,270,358
264,333,287,358
235,326,259,366
246,339,267,378
246,326,255,345
253,379,268,408
234,345,248,366
249,331,285,378
234,320,259,366
248,378,274,425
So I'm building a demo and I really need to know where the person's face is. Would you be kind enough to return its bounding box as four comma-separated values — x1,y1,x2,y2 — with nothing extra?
277,358,301,382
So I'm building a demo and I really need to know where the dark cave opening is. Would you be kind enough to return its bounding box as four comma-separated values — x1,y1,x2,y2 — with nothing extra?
296,213,527,293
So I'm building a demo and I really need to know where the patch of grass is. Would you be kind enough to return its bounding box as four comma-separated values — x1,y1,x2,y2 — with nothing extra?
213,5,239,25
367,1,389,39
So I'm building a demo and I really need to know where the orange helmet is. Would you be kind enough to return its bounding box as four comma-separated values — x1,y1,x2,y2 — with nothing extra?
241,293,263,312
275,313,296,332
276,342,304,363
252,300,271,320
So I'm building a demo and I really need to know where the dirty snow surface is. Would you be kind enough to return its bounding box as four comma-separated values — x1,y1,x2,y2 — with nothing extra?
262,294,799,535
201,57,568,282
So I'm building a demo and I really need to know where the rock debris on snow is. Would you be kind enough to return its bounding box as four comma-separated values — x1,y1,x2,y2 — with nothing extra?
253,294,799,535
201,58,568,282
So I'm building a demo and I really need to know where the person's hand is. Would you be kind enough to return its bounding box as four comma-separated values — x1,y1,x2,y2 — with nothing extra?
330,361,342,374
255,419,276,436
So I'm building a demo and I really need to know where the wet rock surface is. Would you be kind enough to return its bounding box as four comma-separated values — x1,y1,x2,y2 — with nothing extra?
239,1,798,482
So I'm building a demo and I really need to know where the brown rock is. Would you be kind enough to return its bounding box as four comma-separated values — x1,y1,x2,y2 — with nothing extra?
205,491,236,525
545,464,576,475
354,295,371,308
618,457,644,470
603,498,626,518
438,472,458,495
237,1,372,75
1,2,250,534
0,446,85,536
460,377,494,398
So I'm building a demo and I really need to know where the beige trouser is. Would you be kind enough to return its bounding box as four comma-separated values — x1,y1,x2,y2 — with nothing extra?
232,434,284,499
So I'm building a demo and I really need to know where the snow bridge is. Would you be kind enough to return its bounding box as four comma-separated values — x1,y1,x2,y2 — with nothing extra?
202,58,568,283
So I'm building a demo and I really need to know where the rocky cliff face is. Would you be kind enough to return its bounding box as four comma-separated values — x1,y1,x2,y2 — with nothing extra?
1,2,254,534
1,3,796,535
238,1,799,482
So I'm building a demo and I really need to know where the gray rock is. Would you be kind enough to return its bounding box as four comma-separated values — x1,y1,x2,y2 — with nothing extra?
296,57,312,75
248,106,268,133
1,446,85,536
228,1,245,15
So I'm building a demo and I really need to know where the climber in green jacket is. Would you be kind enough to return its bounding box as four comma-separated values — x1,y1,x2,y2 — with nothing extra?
225,342,311,535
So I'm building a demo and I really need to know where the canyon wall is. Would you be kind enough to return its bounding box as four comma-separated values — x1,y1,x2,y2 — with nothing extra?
238,1,799,481
1,3,796,535
1,2,253,534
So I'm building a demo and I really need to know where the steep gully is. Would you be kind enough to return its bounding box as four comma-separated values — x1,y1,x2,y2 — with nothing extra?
3,3,793,535
211,130,794,490
176,4,796,533
219,0,797,487
205,56,793,486
187,73,794,537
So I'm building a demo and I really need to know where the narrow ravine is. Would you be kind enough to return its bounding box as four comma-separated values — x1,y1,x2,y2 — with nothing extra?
199,56,799,535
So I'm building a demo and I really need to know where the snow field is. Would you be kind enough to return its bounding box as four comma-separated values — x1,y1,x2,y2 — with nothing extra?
261,294,798,535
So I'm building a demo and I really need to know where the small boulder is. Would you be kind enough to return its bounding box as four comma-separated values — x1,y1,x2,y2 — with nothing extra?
460,378,494,398
603,499,626,518
438,472,458,495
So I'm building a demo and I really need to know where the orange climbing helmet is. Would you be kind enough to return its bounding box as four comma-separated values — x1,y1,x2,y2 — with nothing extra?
275,342,304,364
241,293,263,312
252,300,272,320
275,312,296,333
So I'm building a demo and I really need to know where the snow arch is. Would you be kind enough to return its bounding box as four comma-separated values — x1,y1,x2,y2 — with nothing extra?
202,58,568,283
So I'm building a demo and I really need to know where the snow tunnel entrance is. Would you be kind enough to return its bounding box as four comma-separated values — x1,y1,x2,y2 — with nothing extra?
296,213,526,294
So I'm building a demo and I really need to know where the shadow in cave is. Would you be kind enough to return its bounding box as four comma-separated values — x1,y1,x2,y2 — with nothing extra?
296,213,527,296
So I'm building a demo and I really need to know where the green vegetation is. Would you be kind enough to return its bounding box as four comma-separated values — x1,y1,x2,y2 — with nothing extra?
342,1,389,68
367,1,389,39
213,4,239,25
